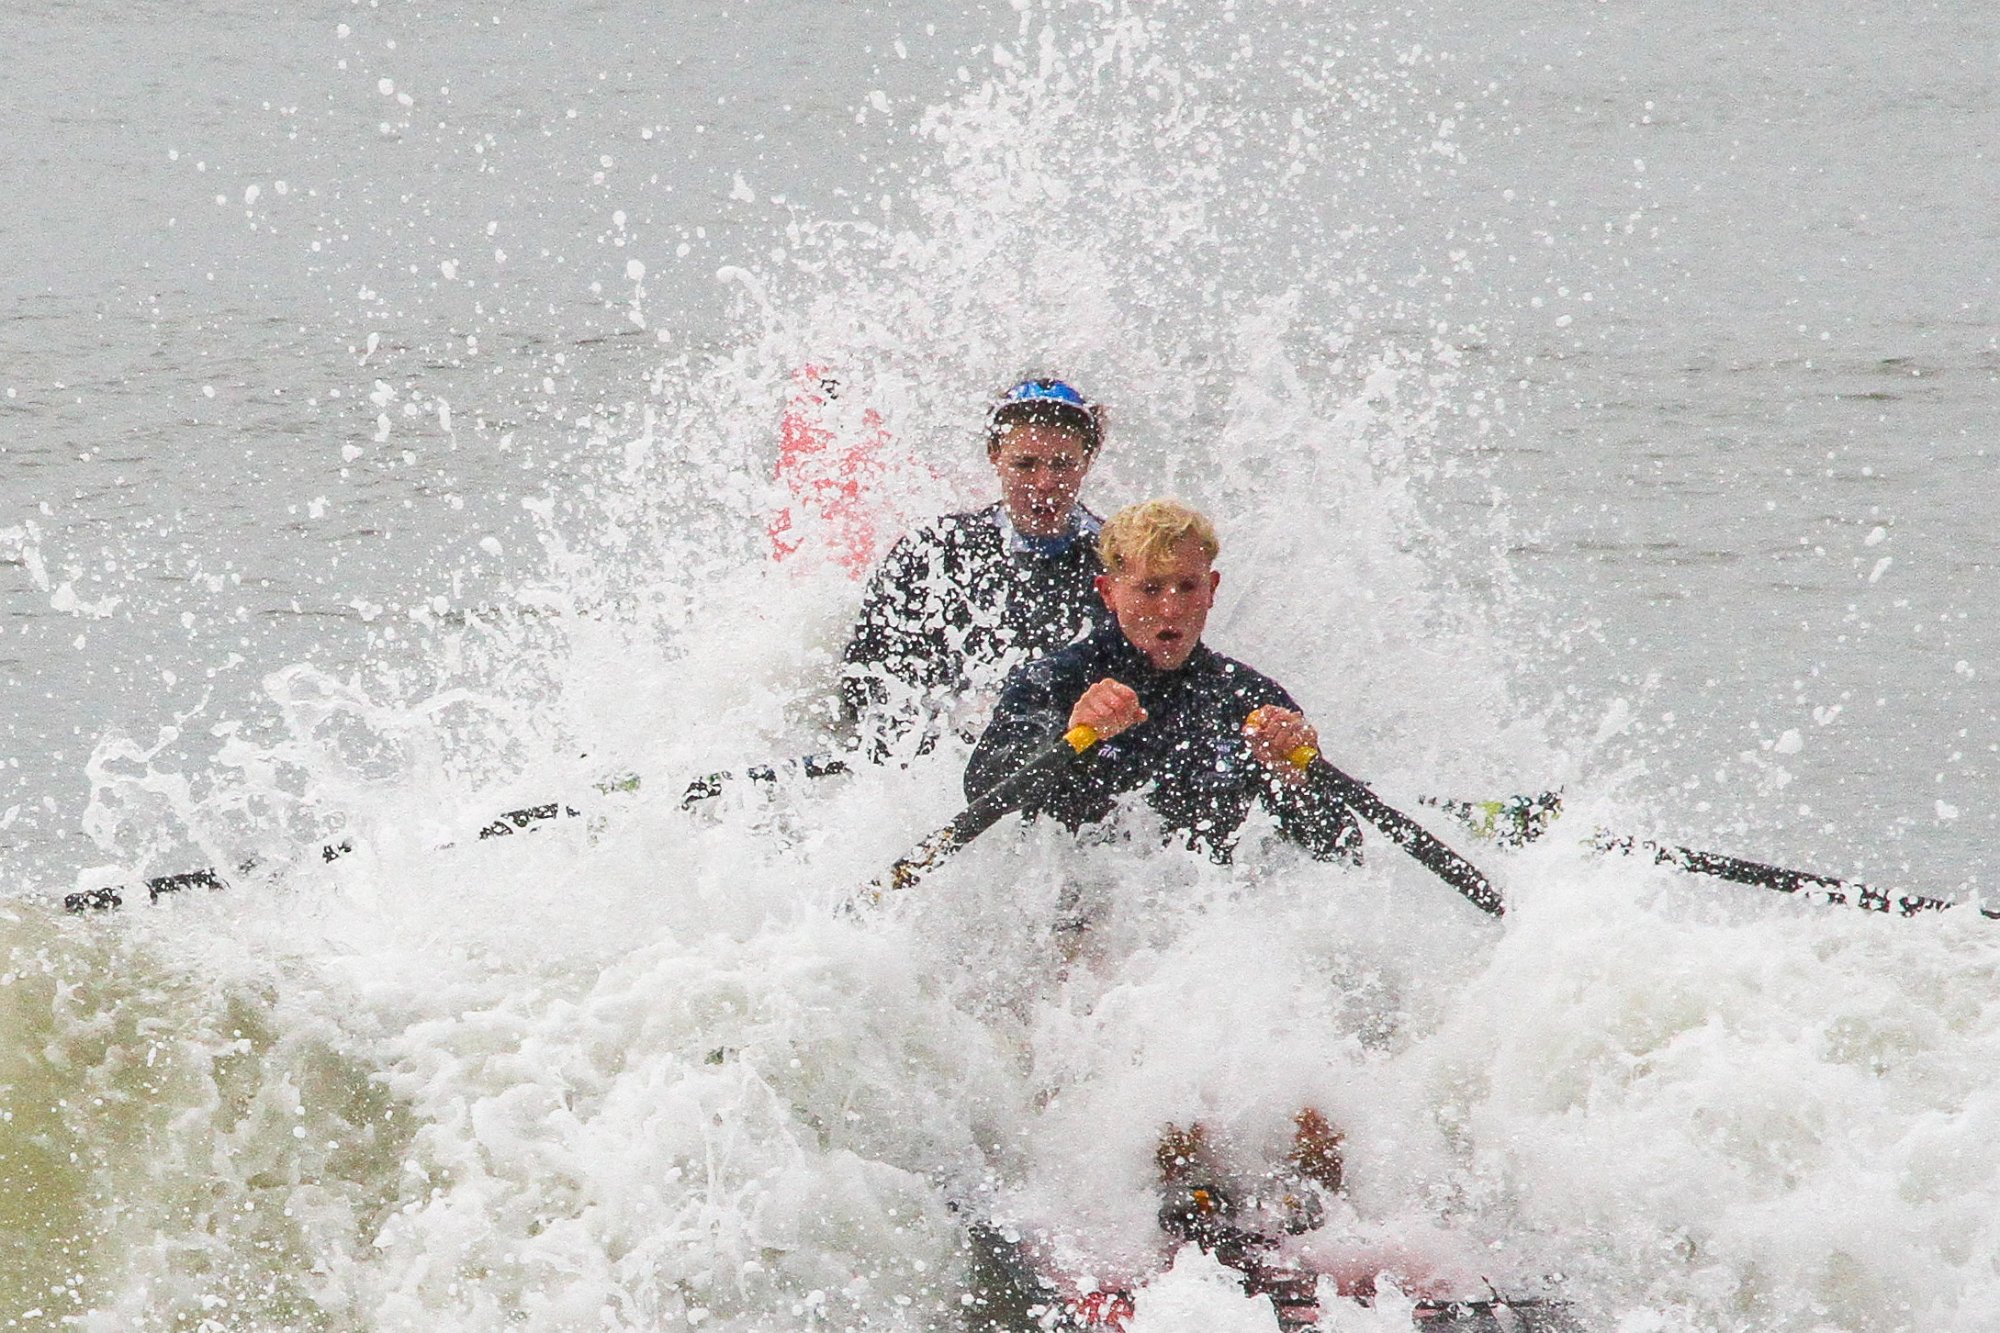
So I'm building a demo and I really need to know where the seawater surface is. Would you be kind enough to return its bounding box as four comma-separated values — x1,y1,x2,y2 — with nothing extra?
4,1,1999,1330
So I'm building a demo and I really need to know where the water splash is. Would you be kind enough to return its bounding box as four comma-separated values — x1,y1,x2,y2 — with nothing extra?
14,3,2000,1332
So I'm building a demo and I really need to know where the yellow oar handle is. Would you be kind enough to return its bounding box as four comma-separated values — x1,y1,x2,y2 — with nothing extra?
1064,724,1100,753
1243,706,1317,772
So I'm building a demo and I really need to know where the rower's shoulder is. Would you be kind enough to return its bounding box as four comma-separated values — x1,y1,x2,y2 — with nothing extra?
888,505,1002,555
865,505,999,574
999,629,1102,696
933,503,1004,535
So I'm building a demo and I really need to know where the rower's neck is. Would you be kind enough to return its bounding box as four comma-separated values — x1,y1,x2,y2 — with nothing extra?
994,503,1097,555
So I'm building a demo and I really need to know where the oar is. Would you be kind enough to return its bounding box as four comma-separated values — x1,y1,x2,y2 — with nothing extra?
63,742,1497,915
857,724,1101,905
1417,793,1563,849
65,775,606,913
63,791,584,912
1593,830,1969,918
1424,792,1994,922
480,751,852,832
1290,747,1505,917
676,752,852,810
467,754,855,841
61,838,358,914
59,750,867,913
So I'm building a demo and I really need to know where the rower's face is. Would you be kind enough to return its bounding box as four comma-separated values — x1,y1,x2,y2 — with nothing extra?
1096,543,1219,670
989,423,1094,538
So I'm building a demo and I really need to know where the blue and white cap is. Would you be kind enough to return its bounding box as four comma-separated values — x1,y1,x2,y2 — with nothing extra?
987,377,1103,451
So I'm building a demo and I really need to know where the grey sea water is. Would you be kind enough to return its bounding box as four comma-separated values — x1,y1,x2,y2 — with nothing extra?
4,0,979,892
3,1,1999,1330
7,0,1994,898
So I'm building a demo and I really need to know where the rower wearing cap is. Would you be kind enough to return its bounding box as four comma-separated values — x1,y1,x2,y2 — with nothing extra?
841,377,1111,758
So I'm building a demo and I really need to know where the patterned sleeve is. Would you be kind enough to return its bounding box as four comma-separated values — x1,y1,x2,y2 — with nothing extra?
839,527,959,726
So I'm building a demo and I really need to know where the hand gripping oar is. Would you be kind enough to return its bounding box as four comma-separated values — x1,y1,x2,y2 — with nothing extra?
1288,746,1505,918
856,724,1101,906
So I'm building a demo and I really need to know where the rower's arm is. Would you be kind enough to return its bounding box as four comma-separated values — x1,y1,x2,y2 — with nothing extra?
964,661,1071,803
840,533,958,726
1244,702,1362,863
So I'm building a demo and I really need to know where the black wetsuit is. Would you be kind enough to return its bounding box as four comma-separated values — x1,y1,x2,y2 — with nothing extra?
966,626,1360,862
841,503,1106,752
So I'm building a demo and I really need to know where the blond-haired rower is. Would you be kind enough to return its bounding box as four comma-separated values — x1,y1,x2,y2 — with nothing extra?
966,500,1361,1286
964,499,1358,862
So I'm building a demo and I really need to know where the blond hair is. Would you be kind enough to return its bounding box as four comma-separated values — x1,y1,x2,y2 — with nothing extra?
1098,499,1220,572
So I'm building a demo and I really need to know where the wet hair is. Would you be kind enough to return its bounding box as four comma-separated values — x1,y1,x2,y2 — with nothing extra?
1098,499,1220,572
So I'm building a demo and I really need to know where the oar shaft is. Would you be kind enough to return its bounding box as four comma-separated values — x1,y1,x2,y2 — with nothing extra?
64,867,230,913
61,841,353,914
1423,790,1984,923
679,753,851,810
474,750,854,839
60,750,846,914
1299,753,1504,918
1595,832,1961,918
862,725,1099,903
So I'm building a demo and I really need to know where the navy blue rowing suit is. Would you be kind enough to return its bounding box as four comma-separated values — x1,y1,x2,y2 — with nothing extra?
966,625,1359,863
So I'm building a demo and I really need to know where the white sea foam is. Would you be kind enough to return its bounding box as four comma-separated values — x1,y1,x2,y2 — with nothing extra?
8,2,2000,1332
